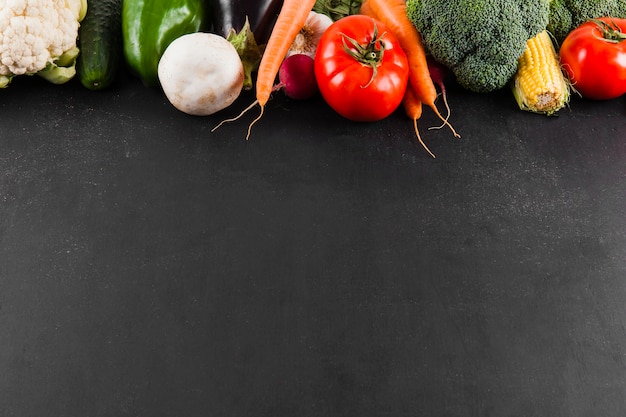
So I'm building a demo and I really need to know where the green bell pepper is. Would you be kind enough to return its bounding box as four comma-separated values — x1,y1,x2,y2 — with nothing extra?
122,0,209,86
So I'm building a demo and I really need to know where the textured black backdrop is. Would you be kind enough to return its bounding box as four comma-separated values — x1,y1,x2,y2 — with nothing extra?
1,73,625,417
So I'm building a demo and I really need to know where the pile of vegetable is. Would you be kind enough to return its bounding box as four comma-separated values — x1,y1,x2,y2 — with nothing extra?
1,0,626,157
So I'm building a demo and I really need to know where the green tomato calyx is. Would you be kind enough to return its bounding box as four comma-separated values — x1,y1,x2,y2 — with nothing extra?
340,22,386,88
591,19,626,44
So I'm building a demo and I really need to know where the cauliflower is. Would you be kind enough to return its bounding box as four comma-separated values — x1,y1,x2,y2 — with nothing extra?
0,0,87,88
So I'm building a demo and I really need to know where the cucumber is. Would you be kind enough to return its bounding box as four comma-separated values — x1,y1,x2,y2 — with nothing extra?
77,0,123,90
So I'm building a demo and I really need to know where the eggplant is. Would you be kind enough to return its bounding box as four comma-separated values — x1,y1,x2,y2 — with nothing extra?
209,0,283,44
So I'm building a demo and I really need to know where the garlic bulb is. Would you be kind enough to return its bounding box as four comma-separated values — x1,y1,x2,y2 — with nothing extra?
287,11,333,59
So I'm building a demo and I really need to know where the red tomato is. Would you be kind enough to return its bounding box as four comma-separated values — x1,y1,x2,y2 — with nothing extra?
314,15,409,122
559,17,626,100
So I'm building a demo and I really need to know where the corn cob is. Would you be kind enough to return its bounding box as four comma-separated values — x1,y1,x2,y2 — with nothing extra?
512,30,569,116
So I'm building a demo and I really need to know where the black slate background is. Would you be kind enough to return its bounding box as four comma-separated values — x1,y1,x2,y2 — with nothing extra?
1,74,625,417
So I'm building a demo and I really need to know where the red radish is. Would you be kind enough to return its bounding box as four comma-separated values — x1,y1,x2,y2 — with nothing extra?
211,0,317,139
277,54,318,100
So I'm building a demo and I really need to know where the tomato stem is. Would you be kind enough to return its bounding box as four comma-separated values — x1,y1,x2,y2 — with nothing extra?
339,22,386,88
591,19,626,43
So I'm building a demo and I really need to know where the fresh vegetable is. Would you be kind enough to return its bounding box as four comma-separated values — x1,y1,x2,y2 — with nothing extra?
213,0,317,139
313,0,364,21
278,54,318,100
406,0,550,93
403,84,436,158
314,15,409,122
0,0,87,88
158,32,244,116
548,0,626,43
122,0,209,87
366,0,458,137
253,0,317,117
358,0,374,17
546,0,573,43
512,30,570,115
77,0,123,90
210,0,283,45
559,18,626,100
226,17,263,90
359,0,442,155
286,11,333,59
425,55,451,128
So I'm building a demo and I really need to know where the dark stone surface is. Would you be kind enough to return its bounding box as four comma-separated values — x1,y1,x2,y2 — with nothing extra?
1,74,625,416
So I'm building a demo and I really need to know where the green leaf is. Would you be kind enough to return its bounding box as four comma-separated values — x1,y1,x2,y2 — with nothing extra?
313,0,364,21
227,17,263,91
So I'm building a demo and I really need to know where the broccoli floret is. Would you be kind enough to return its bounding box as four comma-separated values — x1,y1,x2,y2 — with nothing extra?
548,0,626,42
406,0,550,93
546,0,573,43
565,0,626,28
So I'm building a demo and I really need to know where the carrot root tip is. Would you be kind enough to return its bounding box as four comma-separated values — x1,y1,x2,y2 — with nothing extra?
211,99,260,133
246,105,265,140
412,118,436,159
429,103,460,139
428,92,452,131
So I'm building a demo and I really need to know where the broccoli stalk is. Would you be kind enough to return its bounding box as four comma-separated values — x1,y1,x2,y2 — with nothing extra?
405,0,551,93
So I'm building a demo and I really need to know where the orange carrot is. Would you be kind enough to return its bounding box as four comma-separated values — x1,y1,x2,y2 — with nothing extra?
361,0,434,157
367,0,459,138
256,0,317,108
213,0,316,139
403,83,436,158
359,0,375,17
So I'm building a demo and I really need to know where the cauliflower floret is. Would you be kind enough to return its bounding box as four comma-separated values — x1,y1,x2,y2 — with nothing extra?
65,0,87,22
0,0,84,86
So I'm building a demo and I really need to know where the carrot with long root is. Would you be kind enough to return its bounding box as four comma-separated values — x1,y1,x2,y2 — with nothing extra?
366,0,460,138
403,84,436,158
426,54,451,131
212,0,317,139
360,0,435,157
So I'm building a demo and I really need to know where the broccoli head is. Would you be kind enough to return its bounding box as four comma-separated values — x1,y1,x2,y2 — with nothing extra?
546,0,573,43
406,0,550,93
548,0,626,42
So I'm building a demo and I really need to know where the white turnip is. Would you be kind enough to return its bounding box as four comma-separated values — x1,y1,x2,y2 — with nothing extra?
158,32,244,116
